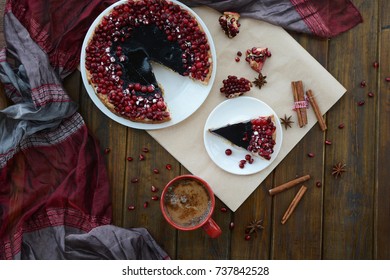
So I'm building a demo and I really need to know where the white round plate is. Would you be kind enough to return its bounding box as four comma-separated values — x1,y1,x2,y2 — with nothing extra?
204,97,283,175
80,0,216,130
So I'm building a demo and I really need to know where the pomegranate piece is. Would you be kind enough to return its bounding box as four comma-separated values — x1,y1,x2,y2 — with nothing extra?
219,12,241,38
245,47,271,73
220,75,252,98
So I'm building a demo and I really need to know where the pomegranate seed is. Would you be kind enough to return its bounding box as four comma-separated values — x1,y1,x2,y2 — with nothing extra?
307,152,315,158
153,168,159,174
368,92,374,98
235,57,240,62
358,100,365,106
151,185,158,192
245,154,252,161
237,51,242,57
126,156,133,161
166,164,172,170
325,140,332,145
373,61,379,68
104,147,111,154
143,201,149,208
139,154,145,161
229,222,235,230
360,80,367,88
239,162,245,169
316,181,322,188
131,178,139,183
220,207,227,213
338,123,345,129
127,205,135,211
385,77,390,82
244,235,251,241
151,195,159,201
142,147,149,153
225,149,232,156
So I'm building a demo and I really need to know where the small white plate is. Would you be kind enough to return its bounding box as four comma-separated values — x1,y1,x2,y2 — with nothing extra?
80,0,216,130
204,97,283,175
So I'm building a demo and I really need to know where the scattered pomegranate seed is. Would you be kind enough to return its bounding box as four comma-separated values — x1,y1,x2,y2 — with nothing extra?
237,51,242,57
142,147,149,153
126,156,133,161
315,181,322,188
104,148,111,154
151,195,159,201
131,178,139,183
151,185,158,192
325,140,332,145
245,154,252,161
127,205,135,211
225,149,232,156
360,80,367,88
139,154,145,161
373,61,379,68
229,222,235,230
239,162,245,169
358,100,365,106
244,235,251,241
338,123,345,129
385,77,390,82
165,164,172,170
143,201,149,208
235,57,240,62
153,168,159,174
368,92,374,98
220,207,227,213
307,152,315,158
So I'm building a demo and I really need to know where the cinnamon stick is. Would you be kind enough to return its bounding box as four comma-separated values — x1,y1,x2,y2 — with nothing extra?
291,81,303,127
291,81,307,127
281,185,307,224
306,89,327,131
296,81,308,126
268,174,310,196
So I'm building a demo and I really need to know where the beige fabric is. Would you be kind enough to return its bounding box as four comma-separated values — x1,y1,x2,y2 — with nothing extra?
148,7,346,211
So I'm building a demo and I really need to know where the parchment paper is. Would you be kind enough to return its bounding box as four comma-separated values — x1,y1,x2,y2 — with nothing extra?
148,7,346,211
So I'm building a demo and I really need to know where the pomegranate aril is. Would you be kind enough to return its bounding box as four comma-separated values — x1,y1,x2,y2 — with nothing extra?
235,57,240,62
151,195,159,201
225,149,232,156
131,178,139,183
307,153,315,158
385,77,390,82
358,100,365,106
237,51,242,57
220,207,227,213
127,156,133,161
104,147,111,154
143,201,149,208
373,61,379,68
142,147,149,153
360,80,367,88
325,140,332,145
139,154,146,161
151,185,158,192
127,205,135,211
153,168,159,174
244,235,251,241
338,123,345,129
229,222,235,230
166,164,172,170
316,181,322,188
368,92,374,98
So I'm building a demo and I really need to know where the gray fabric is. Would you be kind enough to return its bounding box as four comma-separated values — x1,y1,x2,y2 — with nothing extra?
0,12,78,156
19,225,168,260
181,0,311,34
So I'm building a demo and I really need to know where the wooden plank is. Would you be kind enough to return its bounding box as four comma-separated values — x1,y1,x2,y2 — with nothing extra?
323,0,378,259
375,0,390,260
122,129,180,259
271,34,328,259
78,84,128,226
230,176,273,259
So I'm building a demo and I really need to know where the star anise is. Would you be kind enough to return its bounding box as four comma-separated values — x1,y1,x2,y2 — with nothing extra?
280,114,294,130
252,73,267,89
245,219,264,237
332,162,346,178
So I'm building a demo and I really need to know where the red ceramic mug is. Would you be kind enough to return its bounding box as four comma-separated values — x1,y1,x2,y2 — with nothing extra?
160,175,222,238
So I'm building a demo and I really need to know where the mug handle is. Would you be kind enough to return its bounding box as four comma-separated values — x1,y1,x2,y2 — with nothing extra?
202,218,222,238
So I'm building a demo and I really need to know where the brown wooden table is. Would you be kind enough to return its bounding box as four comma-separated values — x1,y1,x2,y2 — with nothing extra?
1,0,389,260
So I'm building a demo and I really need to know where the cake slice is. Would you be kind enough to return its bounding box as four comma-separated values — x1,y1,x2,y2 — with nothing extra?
209,115,276,160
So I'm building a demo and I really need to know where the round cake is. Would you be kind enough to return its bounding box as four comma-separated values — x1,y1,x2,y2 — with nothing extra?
84,0,213,123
